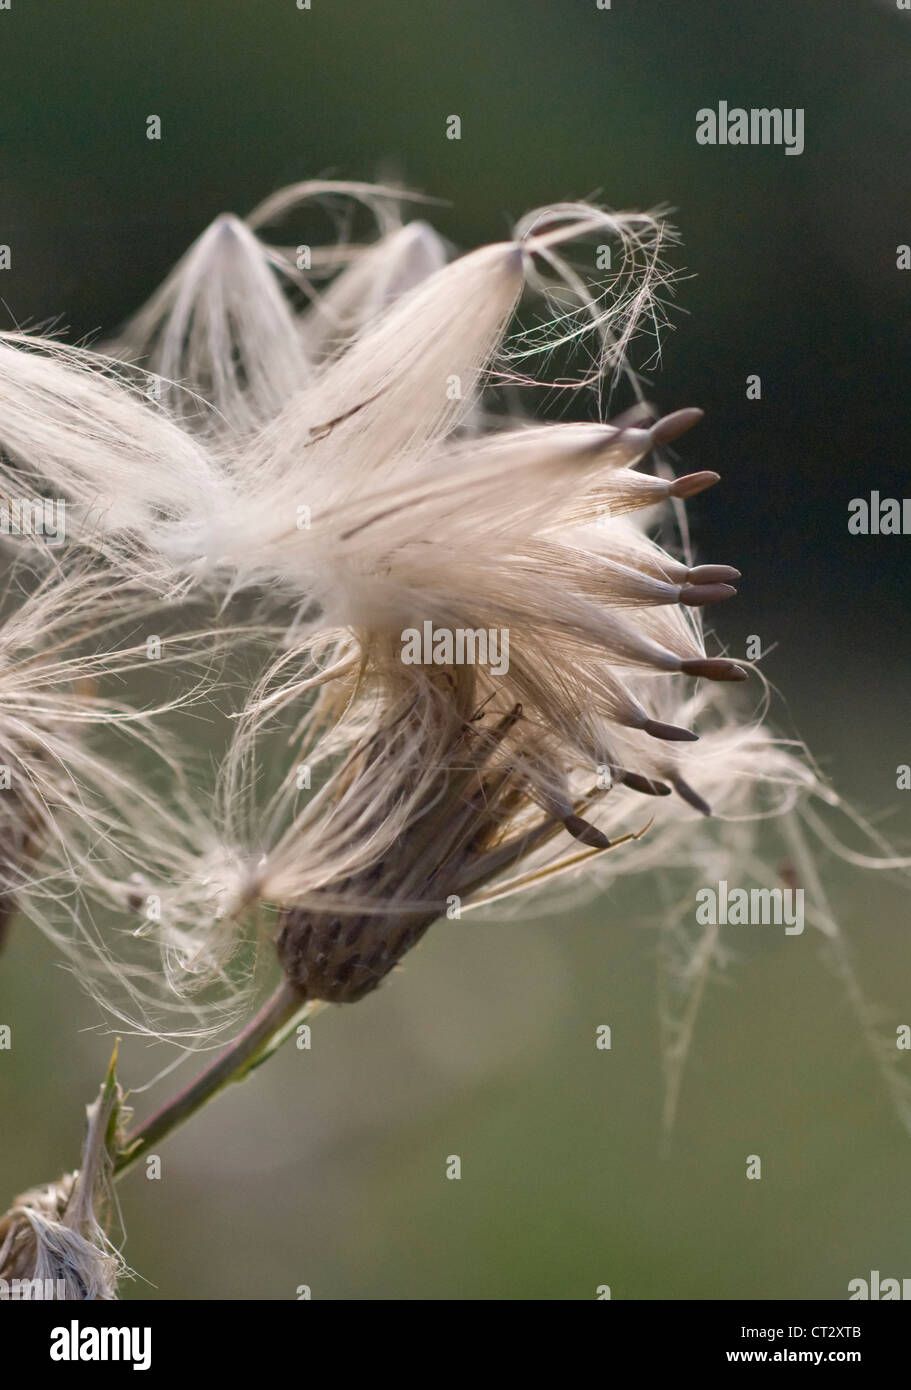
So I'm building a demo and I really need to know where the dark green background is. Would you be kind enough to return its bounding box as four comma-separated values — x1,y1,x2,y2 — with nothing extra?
0,0,909,1299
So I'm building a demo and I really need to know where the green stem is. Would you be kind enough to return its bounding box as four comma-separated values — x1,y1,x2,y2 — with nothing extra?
113,981,309,1179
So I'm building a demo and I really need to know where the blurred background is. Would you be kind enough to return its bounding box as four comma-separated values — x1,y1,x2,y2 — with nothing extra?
1,0,909,1299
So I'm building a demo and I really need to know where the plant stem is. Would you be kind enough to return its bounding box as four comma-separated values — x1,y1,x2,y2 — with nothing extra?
113,980,309,1179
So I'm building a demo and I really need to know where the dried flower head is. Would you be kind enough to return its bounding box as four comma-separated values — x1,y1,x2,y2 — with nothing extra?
0,1051,127,1300
0,177,904,1132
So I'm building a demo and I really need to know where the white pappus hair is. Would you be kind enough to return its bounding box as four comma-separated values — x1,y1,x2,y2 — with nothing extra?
0,179,905,1132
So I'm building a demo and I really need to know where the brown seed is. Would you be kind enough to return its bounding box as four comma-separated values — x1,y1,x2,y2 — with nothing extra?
651,407,704,445
619,771,672,797
641,718,699,742
678,583,737,606
668,471,720,500
679,658,748,682
687,564,741,584
563,814,612,849
672,776,712,817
